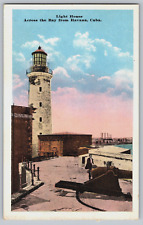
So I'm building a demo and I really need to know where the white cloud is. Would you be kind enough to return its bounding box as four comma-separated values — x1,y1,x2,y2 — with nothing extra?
75,32,89,38
78,78,86,83
53,67,70,78
98,76,111,81
118,52,131,57
113,46,121,52
13,52,25,62
107,69,133,98
37,34,60,46
14,90,28,107
95,38,112,47
67,54,81,63
22,36,60,61
73,32,132,58
66,54,95,71
37,34,44,40
83,56,94,68
95,38,132,58
104,50,108,56
66,55,83,72
22,35,59,48
113,69,133,85
22,40,39,48
74,32,96,52
13,74,26,90
85,73,95,77
94,69,133,98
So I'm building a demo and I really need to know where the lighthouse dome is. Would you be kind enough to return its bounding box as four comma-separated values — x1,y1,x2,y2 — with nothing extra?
32,46,47,55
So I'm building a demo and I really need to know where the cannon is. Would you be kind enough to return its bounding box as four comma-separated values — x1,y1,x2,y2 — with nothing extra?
55,169,132,200
91,166,132,179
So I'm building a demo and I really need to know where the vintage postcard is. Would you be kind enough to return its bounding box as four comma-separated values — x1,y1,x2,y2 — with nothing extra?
4,4,139,220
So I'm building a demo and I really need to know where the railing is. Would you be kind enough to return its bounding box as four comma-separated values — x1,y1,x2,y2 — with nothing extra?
26,66,53,75
26,161,41,185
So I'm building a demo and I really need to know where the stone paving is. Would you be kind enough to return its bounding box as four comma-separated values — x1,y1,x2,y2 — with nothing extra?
11,156,132,212
11,180,44,205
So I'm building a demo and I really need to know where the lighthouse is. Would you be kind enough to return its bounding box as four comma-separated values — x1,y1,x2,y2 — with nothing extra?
27,46,53,157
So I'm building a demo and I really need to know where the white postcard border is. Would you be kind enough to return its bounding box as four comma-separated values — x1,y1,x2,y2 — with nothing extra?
3,4,139,220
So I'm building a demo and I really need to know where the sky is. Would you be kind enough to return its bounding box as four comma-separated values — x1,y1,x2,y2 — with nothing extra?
12,9,133,138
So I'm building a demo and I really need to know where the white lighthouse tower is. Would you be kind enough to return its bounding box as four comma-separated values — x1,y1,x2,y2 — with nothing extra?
27,46,53,158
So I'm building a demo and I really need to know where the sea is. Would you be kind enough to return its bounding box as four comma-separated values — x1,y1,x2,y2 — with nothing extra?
115,144,133,154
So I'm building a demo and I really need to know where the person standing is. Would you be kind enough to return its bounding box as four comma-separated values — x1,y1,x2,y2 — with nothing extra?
85,154,94,179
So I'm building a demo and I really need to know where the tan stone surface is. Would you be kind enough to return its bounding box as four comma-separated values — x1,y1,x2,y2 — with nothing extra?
12,157,132,212
27,72,53,157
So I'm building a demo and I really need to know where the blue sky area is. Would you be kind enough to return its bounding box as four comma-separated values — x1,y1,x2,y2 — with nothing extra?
12,9,133,103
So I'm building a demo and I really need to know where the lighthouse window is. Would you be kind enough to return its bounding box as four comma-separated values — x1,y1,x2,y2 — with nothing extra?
33,53,46,66
39,102,42,107
39,87,42,92
39,117,42,122
42,55,46,66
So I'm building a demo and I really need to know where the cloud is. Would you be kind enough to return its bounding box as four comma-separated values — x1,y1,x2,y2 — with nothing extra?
52,57,133,99
66,54,82,72
76,68,133,98
52,64,96,91
13,52,25,62
95,38,113,48
22,40,39,48
95,38,132,58
113,69,133,86
13,74,28,107
104,50,108,56
98,76,111,81
37,35,60,46
66,54,95,71
13,74,27,90
108,69,133,98
83,55,95,68
14,90,28,107
78,78,86,83
113,46,121,52
52,87,133,137
73,32,132,61
73,32,96,52
67,54,81,63
52,67,75,90
85,73,95,77
22,36,60,62
118,52,131,57
53,67,70,78
22,35,60,49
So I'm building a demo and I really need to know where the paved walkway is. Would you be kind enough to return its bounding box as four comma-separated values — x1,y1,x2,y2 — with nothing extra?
11,180,44,205
12,156,132,212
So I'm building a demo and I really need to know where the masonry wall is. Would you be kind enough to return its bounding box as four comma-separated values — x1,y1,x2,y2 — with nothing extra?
39,138,63,157
27,72,53,158
38,134,92,157
11,105,32,193
62,135,92,156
